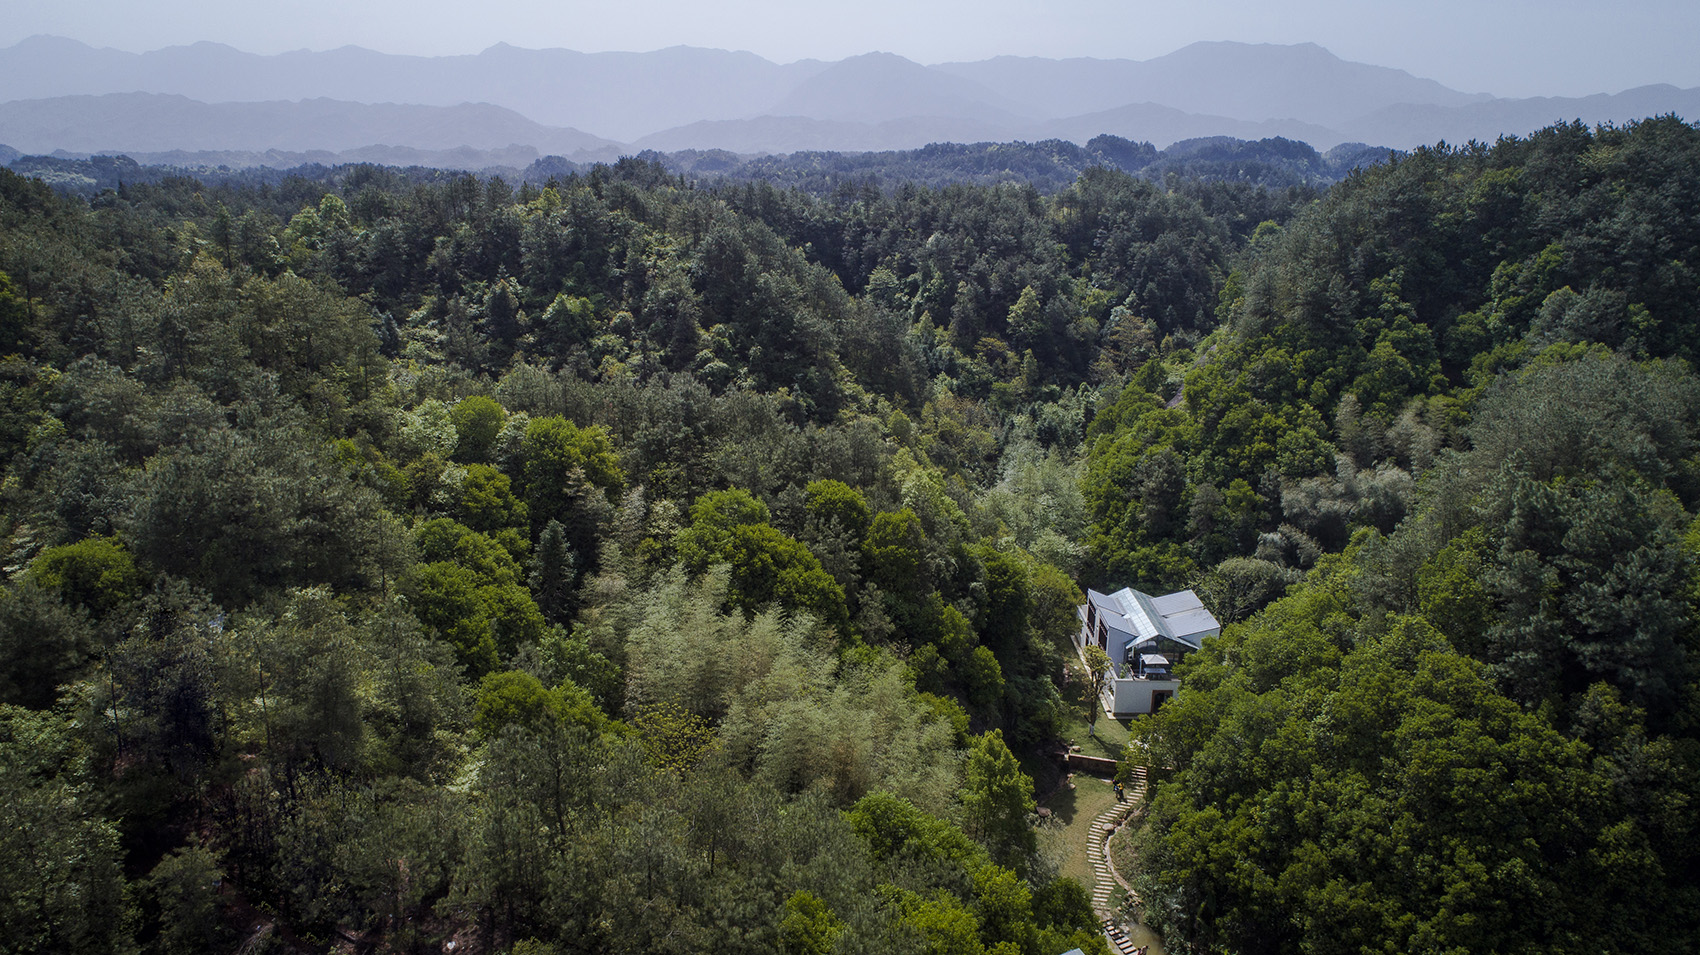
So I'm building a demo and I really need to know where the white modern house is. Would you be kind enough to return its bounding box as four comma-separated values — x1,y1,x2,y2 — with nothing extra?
1077,586,1220,716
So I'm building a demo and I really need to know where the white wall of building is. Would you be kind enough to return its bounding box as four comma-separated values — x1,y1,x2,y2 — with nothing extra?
1109,677,1181,716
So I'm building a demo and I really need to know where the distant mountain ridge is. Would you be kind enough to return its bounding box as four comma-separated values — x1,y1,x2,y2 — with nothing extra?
769,52,1023,127
933,42,1493,127
0,93,616,155
1338,84,1700,146
0,35,826,143
0,35,1695,160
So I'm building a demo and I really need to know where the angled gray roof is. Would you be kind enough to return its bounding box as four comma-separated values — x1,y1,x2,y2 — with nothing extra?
1148,590,1204,616
1091,585,1220,650
1087,588,1122,614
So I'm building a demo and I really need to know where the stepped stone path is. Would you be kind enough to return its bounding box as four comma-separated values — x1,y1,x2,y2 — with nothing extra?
1088,765,1147,955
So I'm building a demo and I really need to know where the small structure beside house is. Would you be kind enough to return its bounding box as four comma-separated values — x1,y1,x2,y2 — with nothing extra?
1077,586,1220,716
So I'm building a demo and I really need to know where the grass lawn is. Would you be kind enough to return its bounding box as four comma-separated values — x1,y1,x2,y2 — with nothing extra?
1033,651,1148,890
1041,771,1118,889
1057,651,1137,761
1063,711,1133,762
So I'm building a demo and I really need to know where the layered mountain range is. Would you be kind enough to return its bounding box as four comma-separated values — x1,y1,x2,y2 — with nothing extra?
2,34,1696,165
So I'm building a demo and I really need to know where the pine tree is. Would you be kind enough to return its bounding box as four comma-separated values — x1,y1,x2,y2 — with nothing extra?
530,519,575,625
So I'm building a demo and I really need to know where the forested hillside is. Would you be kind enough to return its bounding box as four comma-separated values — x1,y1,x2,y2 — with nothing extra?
1115,116,1700,955
3,133,1381,198
0,115,1696,955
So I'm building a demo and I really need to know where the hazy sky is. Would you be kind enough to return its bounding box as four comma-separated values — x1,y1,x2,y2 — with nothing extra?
6,0,1697,99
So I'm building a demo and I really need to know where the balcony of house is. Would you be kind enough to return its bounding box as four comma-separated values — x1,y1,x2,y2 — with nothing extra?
1119,653,1173,681
1103,654,1180,717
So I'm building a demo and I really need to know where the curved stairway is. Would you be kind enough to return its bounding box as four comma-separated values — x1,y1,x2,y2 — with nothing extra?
1088,766,1147,955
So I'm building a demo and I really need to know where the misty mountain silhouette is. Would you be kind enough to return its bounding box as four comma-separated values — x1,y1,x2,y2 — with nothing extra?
0,36,1694,161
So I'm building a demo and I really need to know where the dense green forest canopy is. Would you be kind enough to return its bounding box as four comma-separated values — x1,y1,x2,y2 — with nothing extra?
0,115,1696,955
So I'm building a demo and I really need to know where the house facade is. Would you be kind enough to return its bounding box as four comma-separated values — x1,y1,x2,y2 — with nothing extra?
1077,586,1220,716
